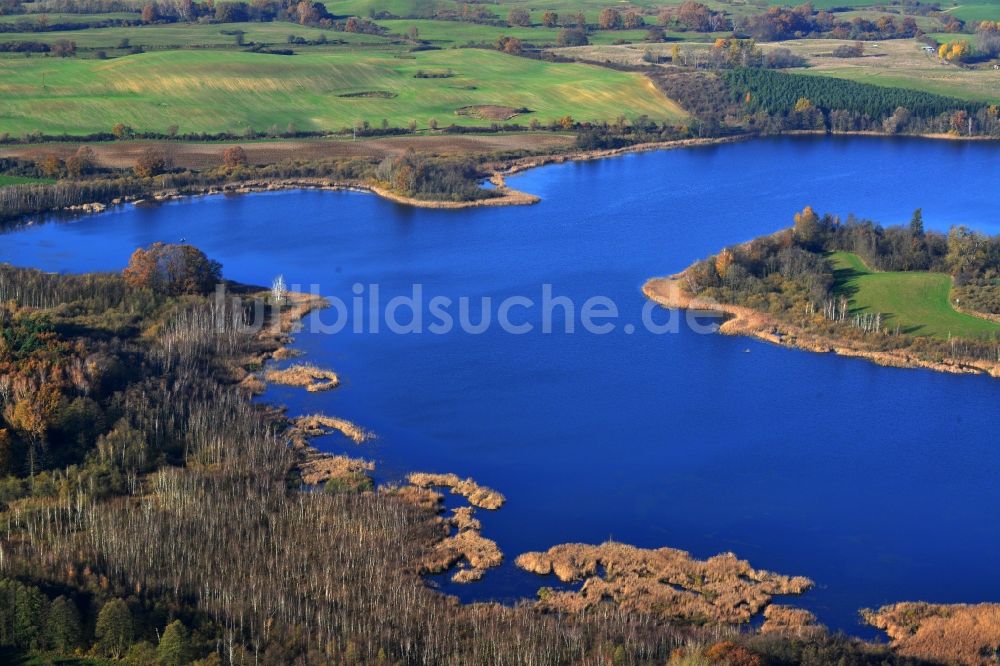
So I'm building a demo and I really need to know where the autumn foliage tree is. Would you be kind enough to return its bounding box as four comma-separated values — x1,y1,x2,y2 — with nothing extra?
65,145,96,177
133,148,170,178
140,2,158,23
507,7,530,27
497,36,523,55
221,145,249,168
50,39,75,57
623,11,645,29
40,154,64,179
557,28,588,46
122,243,222,296
793,205,822,249
938,40,970,62
598,7,622,29
111,123,133,139
976,20,1000,56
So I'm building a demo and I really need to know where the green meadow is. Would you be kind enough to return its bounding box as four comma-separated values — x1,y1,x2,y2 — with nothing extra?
324,0,700,23
795,66,1000,105
831,251,1000,339
324,0,885,17
0,21,392,49
0,12,137,24
783,0,880,6
926,32,979,47
0,175,54,186
946,2,1000,24
376,19,564,45
0,48,685,135
374,19,654,46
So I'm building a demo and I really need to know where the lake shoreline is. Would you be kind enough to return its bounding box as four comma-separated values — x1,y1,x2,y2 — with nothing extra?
43,136,747,219
9,131,1000,225
132,176,541,210
10,136,1000,660
643,273,1000,378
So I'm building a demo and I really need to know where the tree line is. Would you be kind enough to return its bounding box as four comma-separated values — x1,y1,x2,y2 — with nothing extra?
722,68,981,124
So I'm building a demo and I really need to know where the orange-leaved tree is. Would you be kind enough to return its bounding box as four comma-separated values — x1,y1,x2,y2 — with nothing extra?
222,145,249,168
122,243,222,296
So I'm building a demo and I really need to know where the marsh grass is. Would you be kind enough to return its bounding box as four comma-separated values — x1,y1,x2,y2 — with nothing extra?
264,362,340,391
407,472,505,509
515,541,813,624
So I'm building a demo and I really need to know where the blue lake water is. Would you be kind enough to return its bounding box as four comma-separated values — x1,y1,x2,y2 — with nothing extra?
4,136,1000,636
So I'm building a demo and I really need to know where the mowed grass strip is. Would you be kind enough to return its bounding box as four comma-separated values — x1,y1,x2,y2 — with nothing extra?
830,251,1000,339
0,21,391,48
326,0,753,22
0,48,685,135
376,19,564,44
0,12,138,24
0,175,54,186
947,3,1000,24
374,19,652,46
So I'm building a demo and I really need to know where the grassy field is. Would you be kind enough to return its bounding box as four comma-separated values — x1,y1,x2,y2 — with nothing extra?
0,12,137,24
946,2,1000,24
376,19,563,45
750,38,1000,104
778,0,882,7
926,32,979,48
0,48,684,135
375,19,656,46
830,251,1000,339
323,0,739,22
0,175,54,186
0,134,576,169
0,21,393,49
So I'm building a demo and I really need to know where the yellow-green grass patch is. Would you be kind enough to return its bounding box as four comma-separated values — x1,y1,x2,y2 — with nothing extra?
831,251,1000,339
946,3,1000,24
325,0,730,23
376,19,563,45
0,48,686,135
0,21,393,49
0,12,138,24
0,175,55,186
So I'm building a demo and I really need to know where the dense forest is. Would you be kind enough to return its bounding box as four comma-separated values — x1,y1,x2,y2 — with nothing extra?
647,68,994,138
722,69,981,123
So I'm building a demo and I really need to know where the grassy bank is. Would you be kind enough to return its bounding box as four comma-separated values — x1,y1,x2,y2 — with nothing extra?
831,251,1000,339
0,22,390,49
0,175,54,186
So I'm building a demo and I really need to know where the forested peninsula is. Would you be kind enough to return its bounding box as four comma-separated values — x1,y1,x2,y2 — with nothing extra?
645,207,1000,376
